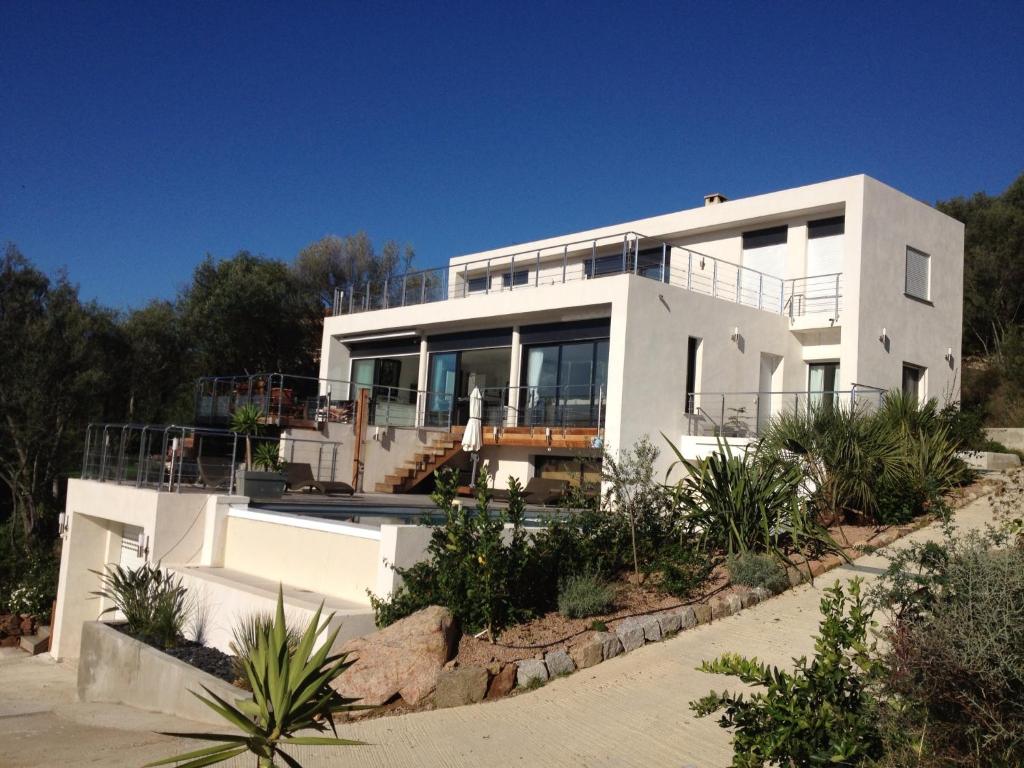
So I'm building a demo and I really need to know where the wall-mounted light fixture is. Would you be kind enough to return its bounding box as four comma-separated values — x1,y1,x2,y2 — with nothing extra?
731,327,740,342
58,511,69,536
136,530,150,559
945,347,954,363
878,327,888,344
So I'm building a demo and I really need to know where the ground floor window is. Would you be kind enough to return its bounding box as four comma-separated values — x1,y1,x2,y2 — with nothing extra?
808,361,840,407
902,363,926,400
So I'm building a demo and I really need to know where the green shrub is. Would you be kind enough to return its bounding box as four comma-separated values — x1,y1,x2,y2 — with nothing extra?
692,579,883,767
252,441,283,472
369,470,534,637
654,542,716,599
148,587,366,768
557,572,616,618
91,562,189,648
230,610,301,686
667,436,841,566
0,521,58,617
727,552,789,594
872,529,1024,765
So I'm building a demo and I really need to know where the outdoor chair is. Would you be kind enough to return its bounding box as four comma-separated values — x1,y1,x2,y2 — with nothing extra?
197,457,233,490
285,462,355,496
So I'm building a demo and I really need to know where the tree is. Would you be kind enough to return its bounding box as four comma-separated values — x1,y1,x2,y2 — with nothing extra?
178,251,321,378
122,300,191,423
937,173,1024,359
0,245,126,536
293,232,414,311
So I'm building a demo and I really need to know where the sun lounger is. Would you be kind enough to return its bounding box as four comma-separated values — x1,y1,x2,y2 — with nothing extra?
285,462,355,496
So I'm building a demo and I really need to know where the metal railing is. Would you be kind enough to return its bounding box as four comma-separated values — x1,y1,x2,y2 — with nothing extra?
194,373,607,432
330,231,843,321
685,384,886,438
195,373,356,427
81,423,346,494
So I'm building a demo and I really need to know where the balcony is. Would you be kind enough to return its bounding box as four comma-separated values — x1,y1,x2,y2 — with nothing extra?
194,373,606,432
685,385,886,438
331,231,842,323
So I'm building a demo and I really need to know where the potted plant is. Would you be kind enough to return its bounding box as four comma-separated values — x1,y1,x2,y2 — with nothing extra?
230,405,286,499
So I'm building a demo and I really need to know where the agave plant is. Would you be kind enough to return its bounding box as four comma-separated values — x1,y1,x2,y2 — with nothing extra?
147,587,367,768
229,609,302,686
253,441,283,472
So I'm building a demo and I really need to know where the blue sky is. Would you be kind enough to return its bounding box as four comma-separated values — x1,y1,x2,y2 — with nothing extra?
2,1,1022,309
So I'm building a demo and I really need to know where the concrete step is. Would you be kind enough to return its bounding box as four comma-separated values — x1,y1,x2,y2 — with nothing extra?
19,626,50,655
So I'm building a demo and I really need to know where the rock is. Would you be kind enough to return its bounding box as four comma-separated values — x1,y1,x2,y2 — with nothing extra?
738,590,759,609
486,663,517,699
0,614,19,637
570,637,604,669
639,615,662,642
485,661,502,676
752,586,772,602
616,619,645,652
434,666,488,709
516,659,548,688
596,631,622,660
788,568,806,587
658,611,682,635
678,606,697,629
544,650,576,677
693,604,712,625
0,635,19,648
20,627,50,655
334,605,459,706
710,597,732,620
443,658,459,671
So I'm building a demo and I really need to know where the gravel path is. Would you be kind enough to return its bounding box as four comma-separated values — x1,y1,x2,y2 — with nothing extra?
0,492,997,768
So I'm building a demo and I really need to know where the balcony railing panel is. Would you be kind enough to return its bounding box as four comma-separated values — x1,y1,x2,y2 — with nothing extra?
331,231,842,321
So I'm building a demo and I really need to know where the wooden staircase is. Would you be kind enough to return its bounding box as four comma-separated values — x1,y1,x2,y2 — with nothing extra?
373,433,465,494
373,426,602,494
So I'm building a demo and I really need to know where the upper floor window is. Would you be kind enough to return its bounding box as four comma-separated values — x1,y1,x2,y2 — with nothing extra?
501,270,530,288
467,275,489,293
905,246,930,301
742,225,788,250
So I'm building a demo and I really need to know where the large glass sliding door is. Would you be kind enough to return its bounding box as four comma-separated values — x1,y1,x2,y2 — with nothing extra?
425,349,511,426
808,362,840,408
522,339,609,426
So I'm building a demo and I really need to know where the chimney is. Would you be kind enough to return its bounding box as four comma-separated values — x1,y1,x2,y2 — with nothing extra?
704,192,728,206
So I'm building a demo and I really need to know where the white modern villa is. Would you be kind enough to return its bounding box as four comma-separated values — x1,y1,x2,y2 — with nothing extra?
50,174,964,665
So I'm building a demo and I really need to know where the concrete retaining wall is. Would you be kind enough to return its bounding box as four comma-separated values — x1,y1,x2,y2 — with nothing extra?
77,621,243,726
986,428,1024,453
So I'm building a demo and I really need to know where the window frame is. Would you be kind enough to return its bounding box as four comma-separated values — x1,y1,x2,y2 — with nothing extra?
904,246,931,303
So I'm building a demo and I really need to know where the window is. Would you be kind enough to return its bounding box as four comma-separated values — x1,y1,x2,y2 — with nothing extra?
521,339,609,426
807,216,845,239
905,247,930,301
902,364,925,400
501,270,530,288
467,275,489,293
741,225,788,307
808,362,840,407
583,247,669,280
684,337,701,413
742,225,788,250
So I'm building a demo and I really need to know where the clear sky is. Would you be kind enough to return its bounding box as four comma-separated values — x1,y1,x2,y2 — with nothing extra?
2,1,1022,309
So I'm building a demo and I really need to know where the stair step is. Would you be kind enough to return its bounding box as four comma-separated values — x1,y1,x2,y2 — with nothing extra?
19,626,50,655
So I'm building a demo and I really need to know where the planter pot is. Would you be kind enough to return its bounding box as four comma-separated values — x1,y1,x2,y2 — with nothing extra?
236,469,286,499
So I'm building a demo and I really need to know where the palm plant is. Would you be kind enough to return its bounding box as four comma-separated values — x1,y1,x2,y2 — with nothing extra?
253,441,283,472
665,435,843,569
230,403,265,468
759,401,903,525
147,587,367,768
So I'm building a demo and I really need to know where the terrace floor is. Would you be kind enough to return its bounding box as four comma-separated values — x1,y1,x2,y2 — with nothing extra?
0,486,999,768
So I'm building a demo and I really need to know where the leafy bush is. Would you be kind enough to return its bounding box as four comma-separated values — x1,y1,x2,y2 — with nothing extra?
0,521,59,617
230,610,301,686
557,572,616,618
727,552,789,595
148,587,366,768
692,579,883,767
653,542,716,599
369,470,534,636
872,528,1024,765
91,562,189,648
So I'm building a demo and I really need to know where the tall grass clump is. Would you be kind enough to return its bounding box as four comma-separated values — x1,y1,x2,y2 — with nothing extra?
91,562,190,648
557,572,616,618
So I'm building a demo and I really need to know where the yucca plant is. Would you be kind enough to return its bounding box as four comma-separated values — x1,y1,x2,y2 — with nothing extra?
230,403,265,469
90,562,189,648
253,441,283,472
147,587,367,768
665,435,843,570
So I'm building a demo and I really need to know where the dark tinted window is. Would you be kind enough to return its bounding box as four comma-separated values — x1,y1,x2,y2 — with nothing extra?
742,225,788,249
808,216,845,238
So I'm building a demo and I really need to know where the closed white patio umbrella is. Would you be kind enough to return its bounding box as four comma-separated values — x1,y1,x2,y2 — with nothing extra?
462,386,484,486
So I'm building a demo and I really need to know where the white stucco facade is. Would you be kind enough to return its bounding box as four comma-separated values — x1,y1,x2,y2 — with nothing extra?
318,174,964,483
